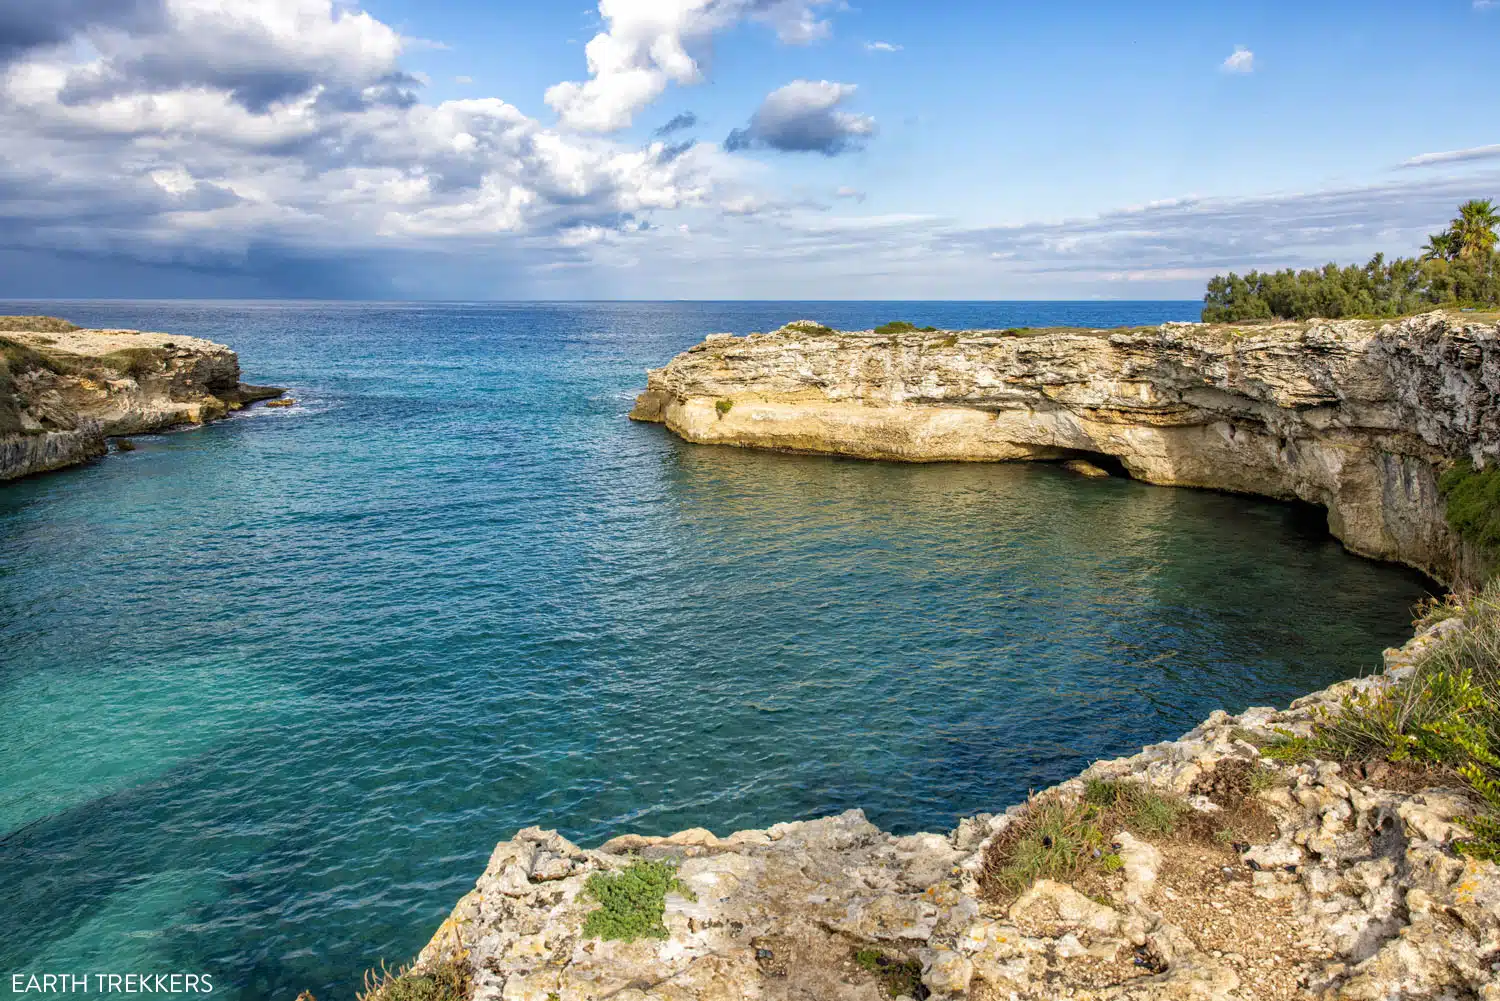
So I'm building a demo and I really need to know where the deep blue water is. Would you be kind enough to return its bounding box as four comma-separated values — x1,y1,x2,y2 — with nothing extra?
0,301,1433,999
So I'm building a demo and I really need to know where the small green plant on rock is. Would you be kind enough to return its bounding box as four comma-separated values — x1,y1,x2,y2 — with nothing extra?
853,948,927,999
580,858,696,942
714,399,733,419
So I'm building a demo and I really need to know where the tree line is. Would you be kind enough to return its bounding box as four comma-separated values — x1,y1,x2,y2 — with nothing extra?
1202,199,1500,322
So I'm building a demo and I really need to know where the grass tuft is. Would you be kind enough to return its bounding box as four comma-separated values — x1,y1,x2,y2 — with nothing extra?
982,796,1109,899
714,399,733,418
1298,578,1500,860
580,859,696,942
1083,779,1188,836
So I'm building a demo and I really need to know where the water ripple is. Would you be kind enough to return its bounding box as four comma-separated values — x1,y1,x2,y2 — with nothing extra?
0,300,1432,1001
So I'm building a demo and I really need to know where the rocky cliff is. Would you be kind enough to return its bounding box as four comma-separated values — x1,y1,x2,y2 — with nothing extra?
630,312,1500,587
0,317,282,481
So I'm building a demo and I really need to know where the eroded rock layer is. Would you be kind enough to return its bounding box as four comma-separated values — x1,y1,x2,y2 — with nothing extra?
630,312,1500,585
0,324,282,481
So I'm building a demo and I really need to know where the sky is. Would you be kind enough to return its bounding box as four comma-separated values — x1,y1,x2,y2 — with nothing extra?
0,0,1498,300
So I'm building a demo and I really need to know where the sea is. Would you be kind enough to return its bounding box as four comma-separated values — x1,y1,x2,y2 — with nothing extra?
0,301,1434,999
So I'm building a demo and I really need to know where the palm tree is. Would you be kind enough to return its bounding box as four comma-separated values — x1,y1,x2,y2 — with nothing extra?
1421,229,1459,261
1452,199,1500,259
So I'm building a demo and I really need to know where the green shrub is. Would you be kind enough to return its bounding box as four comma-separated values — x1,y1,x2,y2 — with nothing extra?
714,399,733,418
782,321,836,336
580,859,696,942
873,320,936,335
0,358,19,435
1262,731,1322,763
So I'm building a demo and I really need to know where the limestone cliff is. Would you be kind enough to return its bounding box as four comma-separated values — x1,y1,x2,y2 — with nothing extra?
630,312,1500,586
0,318,282,482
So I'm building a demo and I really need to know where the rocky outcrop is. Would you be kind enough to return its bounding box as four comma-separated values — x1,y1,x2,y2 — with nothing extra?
408,622,1500,1001
630,312,1500,586
0,321,283,482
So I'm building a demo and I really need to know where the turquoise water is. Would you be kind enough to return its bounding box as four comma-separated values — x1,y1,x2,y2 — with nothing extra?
0,301,1433,999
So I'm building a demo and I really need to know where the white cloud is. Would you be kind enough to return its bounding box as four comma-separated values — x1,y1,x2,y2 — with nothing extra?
725,79,875,155
544,0,840,132
834,185,865,201
864,41,901,53
1401,144,1500,168
1221,46,1254,74
455,75,474,85
1476,1,1497,10
0,0,725,266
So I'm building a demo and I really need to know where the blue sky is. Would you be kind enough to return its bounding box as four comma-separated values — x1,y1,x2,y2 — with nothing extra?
0,0,1497,299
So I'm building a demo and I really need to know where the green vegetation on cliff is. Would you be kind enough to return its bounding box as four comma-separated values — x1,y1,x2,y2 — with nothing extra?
1203,200,1500,322
580,859,696,942
1439,459,1500,565
1279,582,1500,860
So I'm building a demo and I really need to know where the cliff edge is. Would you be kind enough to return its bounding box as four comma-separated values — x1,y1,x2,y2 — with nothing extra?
0,316,283,482
631,312,1500,587
400,622,1499,1001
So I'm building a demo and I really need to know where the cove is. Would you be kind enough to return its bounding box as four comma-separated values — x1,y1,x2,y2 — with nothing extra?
0,301,1433,1000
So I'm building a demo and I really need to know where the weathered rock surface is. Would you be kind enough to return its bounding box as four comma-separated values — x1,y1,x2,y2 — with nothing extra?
410,621,1500,1000
0,323,282,481
630,312,1500,585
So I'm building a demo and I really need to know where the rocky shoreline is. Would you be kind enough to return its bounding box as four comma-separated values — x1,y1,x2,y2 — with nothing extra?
0,317,283,482
630,312,1500,587
379,311,1500,1001
405,621,1498,1001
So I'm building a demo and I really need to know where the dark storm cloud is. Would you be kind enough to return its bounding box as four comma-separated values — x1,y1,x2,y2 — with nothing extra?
0,0,164,63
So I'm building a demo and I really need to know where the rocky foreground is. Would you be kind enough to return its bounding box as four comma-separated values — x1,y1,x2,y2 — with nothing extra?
631,312,1500,585
405,621,1498,1000
0,317,282,481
